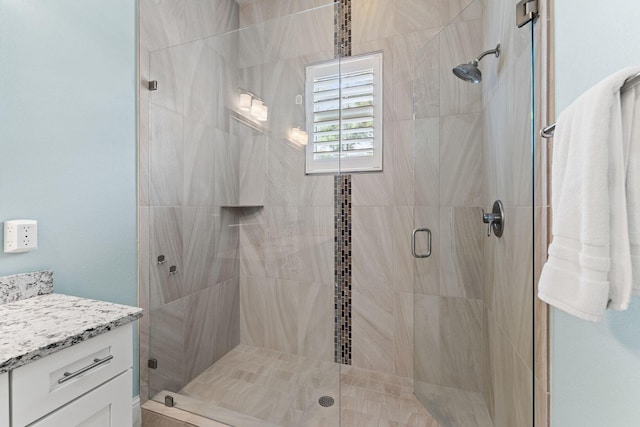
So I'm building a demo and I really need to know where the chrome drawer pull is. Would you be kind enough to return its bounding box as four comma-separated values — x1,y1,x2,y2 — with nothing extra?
57,355,114,384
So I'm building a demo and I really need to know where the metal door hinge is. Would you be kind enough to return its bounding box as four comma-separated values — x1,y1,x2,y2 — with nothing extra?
148,358,158,369
148,80,158,91
516,0,538,28
165,395,175,407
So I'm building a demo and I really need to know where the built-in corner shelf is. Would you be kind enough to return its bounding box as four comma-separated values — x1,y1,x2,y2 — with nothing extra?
220,205,264,209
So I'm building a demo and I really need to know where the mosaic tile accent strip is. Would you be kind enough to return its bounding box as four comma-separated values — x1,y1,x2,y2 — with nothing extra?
334,0,352,58
333,0,353,366
0,270,53,304
334,174,352,365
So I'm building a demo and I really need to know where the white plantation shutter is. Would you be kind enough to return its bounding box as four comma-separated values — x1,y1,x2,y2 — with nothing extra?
305,52,383,174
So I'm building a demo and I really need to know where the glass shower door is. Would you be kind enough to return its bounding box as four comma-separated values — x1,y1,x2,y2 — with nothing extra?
145,5,341,426
412,1,536,426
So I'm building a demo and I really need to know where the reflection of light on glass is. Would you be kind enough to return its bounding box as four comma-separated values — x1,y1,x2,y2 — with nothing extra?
239,93,252,111
250,98,263,117
299,130,308,145
238,91,268,123
257,103,268,122
289,127,308,146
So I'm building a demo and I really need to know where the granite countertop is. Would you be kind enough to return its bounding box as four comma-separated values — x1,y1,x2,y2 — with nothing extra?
0,293,142,373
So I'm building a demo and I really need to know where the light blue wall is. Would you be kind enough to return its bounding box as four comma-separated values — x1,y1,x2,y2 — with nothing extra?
552,1,640,425
0,1,139,396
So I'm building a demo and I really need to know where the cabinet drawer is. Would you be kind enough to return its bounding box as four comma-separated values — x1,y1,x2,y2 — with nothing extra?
30,370,132,427
12,324,132,427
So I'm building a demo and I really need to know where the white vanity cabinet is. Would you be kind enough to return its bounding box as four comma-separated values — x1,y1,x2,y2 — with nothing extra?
9,324,133,427
0,372,8,427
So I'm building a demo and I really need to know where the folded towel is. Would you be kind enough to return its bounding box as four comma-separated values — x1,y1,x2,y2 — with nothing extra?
538,66,640,322
622,82,640,294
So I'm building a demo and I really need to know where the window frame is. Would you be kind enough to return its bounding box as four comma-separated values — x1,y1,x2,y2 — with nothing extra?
305,51,384,174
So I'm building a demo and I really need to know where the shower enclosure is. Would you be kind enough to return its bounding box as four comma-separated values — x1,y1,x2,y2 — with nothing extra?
140,0,545,426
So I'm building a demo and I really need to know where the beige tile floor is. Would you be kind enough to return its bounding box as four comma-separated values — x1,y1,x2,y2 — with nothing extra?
414,381,493,427
340,365,440,427
148,344,441,427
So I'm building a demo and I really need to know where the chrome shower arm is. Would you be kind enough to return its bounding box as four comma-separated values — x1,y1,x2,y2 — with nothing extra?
476,44,501,62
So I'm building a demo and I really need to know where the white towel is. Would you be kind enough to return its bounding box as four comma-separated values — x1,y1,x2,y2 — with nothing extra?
538,66,640,322
622,82,640,294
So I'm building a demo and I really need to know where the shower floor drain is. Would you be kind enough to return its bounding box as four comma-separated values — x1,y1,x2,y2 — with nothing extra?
318,396,335,407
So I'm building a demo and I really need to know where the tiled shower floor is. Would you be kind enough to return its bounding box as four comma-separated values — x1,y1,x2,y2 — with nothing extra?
149,344,440,427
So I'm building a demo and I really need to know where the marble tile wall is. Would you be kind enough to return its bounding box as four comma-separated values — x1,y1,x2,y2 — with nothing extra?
236,4,337,364
237,0,490,389
148,221,241,396
236,0,414,374
238,0,334,27
410,1,545,424
140,0,239,53
139,0,241,402
146,156,243,396
348,0,489,386
409,1,527,425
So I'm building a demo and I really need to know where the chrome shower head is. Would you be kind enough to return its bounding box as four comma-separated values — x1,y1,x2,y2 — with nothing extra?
452,43,501,84
453,61,482,84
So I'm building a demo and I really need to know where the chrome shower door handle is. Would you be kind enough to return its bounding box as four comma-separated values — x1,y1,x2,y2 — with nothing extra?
411,228,432,258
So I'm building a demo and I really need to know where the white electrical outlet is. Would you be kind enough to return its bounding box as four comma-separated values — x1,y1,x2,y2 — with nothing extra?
4,220,38,253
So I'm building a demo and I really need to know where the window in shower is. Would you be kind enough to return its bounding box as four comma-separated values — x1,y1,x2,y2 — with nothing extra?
305,51,383,174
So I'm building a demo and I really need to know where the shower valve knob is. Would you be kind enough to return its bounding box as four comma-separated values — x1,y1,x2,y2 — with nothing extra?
482,200,505,238
482,209,495,236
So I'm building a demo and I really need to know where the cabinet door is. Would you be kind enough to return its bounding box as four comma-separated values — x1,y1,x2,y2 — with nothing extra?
30,370,132,427
0,372,8,427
